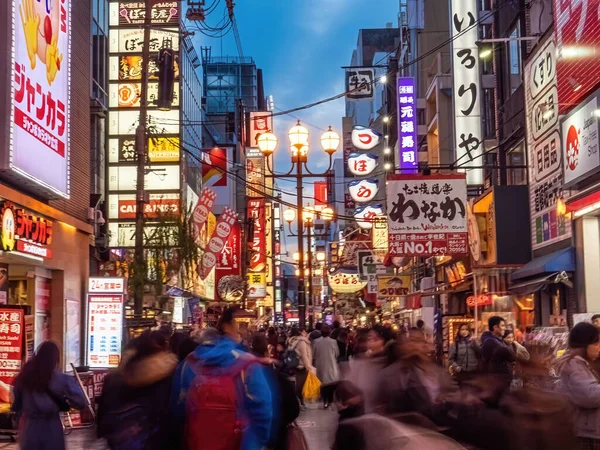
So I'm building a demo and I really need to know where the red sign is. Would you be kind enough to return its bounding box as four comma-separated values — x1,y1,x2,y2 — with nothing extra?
17,240,53,259
198,208,238,279
314,181,328,206
117,196,180,219
35,278,51,313
217,222,241,276
201,147,228,187
554,0,600,114
0,309,24,384
247,199,266,272
466,294,493,307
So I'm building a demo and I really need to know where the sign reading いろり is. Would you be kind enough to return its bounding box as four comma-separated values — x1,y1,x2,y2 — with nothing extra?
0,203,53,259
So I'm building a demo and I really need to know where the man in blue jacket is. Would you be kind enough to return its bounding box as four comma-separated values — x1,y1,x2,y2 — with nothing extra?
172,308,274,450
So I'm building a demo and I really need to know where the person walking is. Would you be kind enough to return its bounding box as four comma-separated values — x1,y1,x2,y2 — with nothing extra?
558,322,600,450
12,341,87,450
480,316,515,400
448,324,480,386
288,327,315,409
313,325,340,409
503,329,530,362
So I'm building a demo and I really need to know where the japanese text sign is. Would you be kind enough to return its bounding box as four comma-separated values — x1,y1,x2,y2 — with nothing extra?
348,179,379,203
351,126,381,150
246,156,265,197
199,208,238,279
0,309,24,384
387,174,468,256
554,0,600,115
377,276,410,298
347,153,378,176
354,204,383,229
450,0,483,185
217,222,241,276
110,1,179,26
87,295,124,369
247,199,267,272
525,36,571,250
10,0,71,198
192,188,217,239
397,77,418,171
88,277,126,294
346,69,374,100
328,271,368,294
246,273,266,299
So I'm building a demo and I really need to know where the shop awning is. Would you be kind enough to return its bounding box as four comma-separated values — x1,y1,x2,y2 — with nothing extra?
511,247,575,281
509,272,563,295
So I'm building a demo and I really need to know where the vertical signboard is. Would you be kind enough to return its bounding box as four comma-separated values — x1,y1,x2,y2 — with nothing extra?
0,309,24,384
248,112,273,148
247,198,267,298
525,37,572,250
397,77,418,171
554,0,600,115
86,277,125,369
9,0,71,198
387,174,468,256
450,0,483,185
246,148,265,197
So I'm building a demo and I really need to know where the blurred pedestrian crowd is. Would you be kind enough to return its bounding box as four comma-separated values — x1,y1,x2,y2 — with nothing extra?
13,311,600,449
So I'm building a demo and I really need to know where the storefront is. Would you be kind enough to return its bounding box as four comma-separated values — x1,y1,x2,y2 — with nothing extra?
0,185,92,370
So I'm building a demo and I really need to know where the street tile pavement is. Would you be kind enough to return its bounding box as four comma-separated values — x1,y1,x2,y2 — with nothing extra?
297,403,339,450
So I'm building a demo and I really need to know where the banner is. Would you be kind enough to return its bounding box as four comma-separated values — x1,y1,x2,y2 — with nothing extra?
246,199,266,298
314,181,328,206
0,309,24,384
191,188,217,239
199,208,238,279
387,174,468,256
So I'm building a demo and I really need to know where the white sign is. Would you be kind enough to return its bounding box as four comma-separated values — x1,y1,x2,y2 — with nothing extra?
108,165,180,191
173,297,184,324
348,179,379,203
351,126,381,150
107,222,178,247
108,109,180,135
450,0,483,185
525,37,571,250
347,153,377,176
89,277,126,294
87,294,124,368
354,204,384,229
345,69,374,100
387,174,468,256
109,28,179,54
9,0,71,198
563,94,600,187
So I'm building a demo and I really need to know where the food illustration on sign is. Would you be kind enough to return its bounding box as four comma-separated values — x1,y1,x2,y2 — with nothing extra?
565,124,579,171
19,0,63,84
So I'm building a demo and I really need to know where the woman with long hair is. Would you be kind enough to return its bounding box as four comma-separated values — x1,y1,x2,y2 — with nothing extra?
448,324,480,387
557,322,600,449
12,341,86,450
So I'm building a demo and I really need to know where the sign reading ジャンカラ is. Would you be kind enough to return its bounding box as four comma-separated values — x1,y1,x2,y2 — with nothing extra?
386,174,468,256
9,0,71,198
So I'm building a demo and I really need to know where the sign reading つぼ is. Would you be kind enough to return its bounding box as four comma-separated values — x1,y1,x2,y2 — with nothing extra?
10,0,71,198
387,174,468,256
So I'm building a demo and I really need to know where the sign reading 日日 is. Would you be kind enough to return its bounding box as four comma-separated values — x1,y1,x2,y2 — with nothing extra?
9,0,71,198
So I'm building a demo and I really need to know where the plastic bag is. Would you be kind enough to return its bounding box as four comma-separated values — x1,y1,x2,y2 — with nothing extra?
302,371,321,402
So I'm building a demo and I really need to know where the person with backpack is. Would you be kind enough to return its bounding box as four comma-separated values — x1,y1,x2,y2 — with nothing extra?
288,327,316,409
175,308,274,450
12,341,87,450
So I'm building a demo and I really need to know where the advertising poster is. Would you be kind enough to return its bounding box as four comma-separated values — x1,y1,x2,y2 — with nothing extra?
65,298,80,368
387,174,468,256
35,277,51,349
10,0,71,198
87,294,124,368
246,273,267,299
246,156,265,197
0,309,24,384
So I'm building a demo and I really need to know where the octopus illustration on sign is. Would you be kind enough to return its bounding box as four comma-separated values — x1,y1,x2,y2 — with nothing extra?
351,126,381,150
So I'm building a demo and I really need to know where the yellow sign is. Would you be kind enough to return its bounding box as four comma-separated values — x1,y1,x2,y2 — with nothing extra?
377,276,410,298
372,216,388,249
149,137,180,163
247,272,266,298
200,213,217,249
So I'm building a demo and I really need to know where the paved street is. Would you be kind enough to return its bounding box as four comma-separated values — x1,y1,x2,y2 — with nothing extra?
0,404,337,450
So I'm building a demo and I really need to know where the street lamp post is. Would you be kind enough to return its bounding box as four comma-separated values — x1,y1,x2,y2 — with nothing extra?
258,122,340,328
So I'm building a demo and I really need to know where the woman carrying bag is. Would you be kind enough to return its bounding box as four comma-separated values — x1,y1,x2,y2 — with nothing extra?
12,341,87,450
448,324,480,387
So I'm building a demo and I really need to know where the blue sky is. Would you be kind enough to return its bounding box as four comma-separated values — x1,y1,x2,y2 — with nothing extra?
197,0,399,253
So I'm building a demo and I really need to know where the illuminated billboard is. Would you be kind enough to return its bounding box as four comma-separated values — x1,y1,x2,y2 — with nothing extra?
7,0,71,198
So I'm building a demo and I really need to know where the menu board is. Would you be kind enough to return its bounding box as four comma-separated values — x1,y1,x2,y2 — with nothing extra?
0,309,24,384
87,295,124,368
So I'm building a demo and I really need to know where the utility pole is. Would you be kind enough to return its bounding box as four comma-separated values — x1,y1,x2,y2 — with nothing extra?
134,0,152,314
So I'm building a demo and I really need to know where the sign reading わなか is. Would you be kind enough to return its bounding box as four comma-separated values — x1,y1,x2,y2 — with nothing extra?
387,174,468,256
10,0,71,198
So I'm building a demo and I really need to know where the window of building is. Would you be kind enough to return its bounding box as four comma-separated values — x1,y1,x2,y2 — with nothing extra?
508,22,522,94
91,0,108,108
507,141,527,186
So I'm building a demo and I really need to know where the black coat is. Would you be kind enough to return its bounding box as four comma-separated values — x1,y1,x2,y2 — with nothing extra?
480,331,515,379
